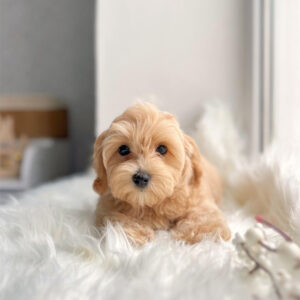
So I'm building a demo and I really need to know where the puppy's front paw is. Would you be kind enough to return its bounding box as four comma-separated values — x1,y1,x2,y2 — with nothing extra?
100,213,155,246
123,224,155,246
171,217,231,244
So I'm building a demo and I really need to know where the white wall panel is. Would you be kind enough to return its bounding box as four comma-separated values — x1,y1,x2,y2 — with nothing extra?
273,0,300,143
96,0,251,137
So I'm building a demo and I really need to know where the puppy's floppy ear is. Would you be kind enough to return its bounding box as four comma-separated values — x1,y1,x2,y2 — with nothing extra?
93,130,108,195
184,134,202,185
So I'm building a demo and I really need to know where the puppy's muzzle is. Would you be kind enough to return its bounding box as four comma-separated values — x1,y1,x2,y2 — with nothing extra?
132,171,151,188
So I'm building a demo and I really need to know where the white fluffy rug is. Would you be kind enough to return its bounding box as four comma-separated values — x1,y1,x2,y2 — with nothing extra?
1,103,300,300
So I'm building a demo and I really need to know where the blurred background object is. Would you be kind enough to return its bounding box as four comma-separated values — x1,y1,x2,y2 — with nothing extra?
0,95,67,138
0,0,95,173
0,115,27,179
0,95,69,190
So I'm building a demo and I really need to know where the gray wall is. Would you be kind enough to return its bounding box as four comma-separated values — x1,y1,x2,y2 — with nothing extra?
0,0,95,172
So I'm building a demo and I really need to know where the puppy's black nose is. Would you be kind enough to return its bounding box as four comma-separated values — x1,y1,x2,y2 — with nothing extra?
132,171,150,188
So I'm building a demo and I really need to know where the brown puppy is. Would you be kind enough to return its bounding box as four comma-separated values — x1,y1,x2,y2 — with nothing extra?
93,103,230,245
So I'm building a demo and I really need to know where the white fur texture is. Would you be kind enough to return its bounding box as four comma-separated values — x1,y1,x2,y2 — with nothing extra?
0,103,299,299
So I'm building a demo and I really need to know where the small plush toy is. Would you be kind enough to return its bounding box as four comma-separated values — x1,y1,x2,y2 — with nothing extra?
0,116,27,178
233,215,300,299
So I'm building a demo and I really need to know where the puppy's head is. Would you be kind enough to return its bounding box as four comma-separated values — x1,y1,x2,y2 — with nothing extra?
93,103,201,207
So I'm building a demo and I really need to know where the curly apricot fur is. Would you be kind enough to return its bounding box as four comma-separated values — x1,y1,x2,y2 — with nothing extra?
93,103,230,245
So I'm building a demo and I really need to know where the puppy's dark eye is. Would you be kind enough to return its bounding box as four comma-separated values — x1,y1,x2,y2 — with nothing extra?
156,145,168,155
118,145,130,156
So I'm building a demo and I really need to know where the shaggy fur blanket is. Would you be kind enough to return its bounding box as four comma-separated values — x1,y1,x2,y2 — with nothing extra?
1,103,300,300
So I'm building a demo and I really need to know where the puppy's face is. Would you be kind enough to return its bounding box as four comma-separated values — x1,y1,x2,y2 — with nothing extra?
93,103,200,208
